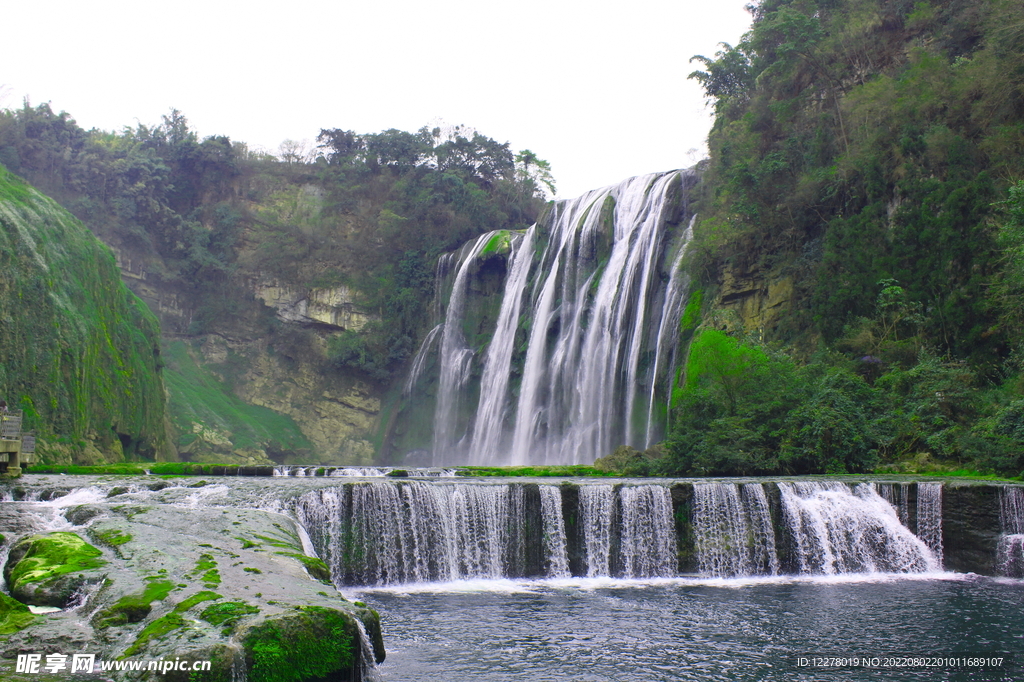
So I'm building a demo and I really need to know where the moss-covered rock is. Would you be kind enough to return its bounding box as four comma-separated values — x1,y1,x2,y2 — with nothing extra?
3,532,106,607
0,164,172,463
92,578,175,628
239,606,362,682
0,591,35,635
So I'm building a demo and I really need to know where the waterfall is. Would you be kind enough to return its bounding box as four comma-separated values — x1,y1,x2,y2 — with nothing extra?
874,482,910,526
996,486,1024,577
692,482,778,577
778,482,939,574
539,485,570,578
618,485,677,578
293,480,682,585
295,481,568,585
289,479,961,586
403,324,442,395
467,228,537,464
916,482,944,566
579,485,614,577
432,233,494,459
643,215,695,448
402,170,694,466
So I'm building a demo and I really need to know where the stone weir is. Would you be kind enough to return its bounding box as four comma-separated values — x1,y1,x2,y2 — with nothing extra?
293,479,1024,585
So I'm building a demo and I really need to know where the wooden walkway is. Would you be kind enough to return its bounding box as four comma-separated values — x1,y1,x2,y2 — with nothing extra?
1,410,35,477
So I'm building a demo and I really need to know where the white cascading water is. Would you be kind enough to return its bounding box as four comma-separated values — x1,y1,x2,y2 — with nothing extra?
539,484,570,578
618,485,677,578
289,480,962,586
692,482,779,577
579,485,614,577
996,486,1024,577
778,482,939,574
467,227,537,463
408,171,693,466
916,482,944,566
643,215,696,447
874,482,910,526
432,234,495,459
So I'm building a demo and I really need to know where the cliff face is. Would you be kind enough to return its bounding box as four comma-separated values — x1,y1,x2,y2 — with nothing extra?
105,178,385,466
0,165,172,464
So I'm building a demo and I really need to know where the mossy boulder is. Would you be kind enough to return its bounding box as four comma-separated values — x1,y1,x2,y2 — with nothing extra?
3,532,107,607
0,591,36,635
238,606,364,682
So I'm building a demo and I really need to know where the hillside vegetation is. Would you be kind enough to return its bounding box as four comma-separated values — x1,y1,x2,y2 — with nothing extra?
0,165,170,463
0,108,547,463
646,0,1024,478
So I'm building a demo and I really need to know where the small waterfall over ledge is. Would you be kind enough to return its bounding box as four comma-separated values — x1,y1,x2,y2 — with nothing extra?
291,479,958,587
997,486,1024,577
398,170,696,466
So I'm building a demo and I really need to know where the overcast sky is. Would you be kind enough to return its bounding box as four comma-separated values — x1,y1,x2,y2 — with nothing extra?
2,0,752,199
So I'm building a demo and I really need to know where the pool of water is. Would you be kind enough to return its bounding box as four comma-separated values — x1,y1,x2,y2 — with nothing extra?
357,574,1024,681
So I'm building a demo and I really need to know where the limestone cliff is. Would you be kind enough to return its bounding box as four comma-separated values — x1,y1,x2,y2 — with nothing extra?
105,177,384,466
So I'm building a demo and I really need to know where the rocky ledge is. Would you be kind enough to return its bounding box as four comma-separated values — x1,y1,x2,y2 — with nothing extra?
0,479,384,681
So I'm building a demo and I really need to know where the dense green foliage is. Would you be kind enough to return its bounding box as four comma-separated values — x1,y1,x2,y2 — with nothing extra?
0,106,547,381
653,0,1024,478
0,164,169,461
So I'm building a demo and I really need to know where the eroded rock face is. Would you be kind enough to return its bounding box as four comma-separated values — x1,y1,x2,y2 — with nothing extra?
209,338,380,465
254,282,375,331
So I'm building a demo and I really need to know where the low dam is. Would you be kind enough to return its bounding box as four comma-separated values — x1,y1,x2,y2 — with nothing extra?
1,474,1021,681
291,478,1024,585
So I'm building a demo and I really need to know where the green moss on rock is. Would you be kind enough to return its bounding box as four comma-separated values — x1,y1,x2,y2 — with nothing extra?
93,579,176,628
200,600,259,627
274,552,332,582
90,528,132,547
0,163,171,463
0,591,36,635
4,532,106,607
241,606,359,682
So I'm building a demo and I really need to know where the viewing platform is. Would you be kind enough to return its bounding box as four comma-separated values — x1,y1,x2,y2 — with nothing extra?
0,410,35,477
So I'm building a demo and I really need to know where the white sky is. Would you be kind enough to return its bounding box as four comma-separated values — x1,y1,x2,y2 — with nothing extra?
1,0,752,199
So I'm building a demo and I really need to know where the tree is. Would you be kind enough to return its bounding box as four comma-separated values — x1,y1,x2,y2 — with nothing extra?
515,149,556,197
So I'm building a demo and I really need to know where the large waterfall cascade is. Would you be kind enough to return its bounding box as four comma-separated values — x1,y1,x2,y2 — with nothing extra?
401,171,696,466
997,486,1024,577
293,479,952,587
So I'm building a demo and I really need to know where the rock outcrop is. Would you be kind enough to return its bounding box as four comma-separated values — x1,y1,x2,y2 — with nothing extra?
0,477,384,681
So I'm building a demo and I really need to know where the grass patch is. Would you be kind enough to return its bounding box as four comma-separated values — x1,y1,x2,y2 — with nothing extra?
456,465,620,477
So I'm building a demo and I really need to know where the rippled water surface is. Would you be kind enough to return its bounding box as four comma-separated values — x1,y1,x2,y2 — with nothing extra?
359,575,1024,681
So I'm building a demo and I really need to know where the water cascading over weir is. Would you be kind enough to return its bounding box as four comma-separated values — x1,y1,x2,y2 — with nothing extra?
395,170,697,466
290,479,969,587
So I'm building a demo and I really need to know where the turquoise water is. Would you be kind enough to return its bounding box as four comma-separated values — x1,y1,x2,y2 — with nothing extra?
358,574,1023,681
